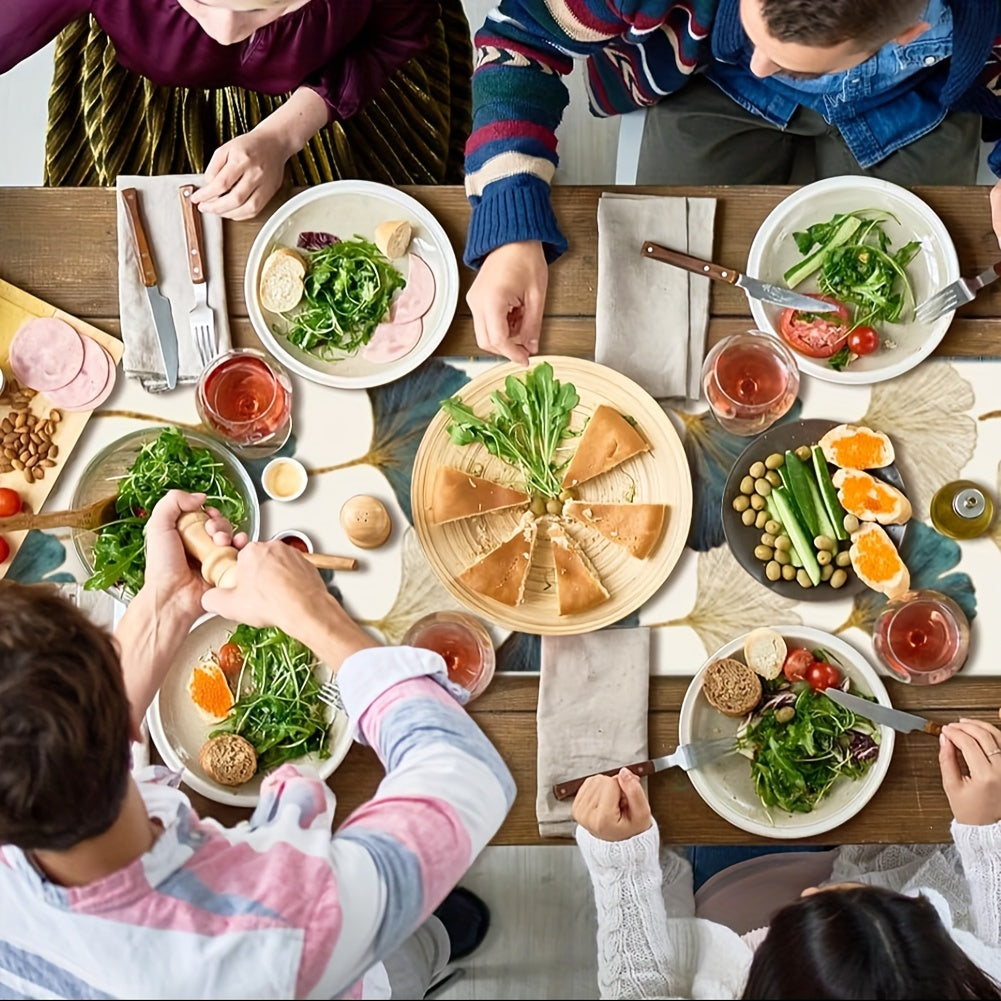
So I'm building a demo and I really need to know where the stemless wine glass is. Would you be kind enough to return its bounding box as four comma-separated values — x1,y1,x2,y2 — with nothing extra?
403,611,496,701
701,330,799,436
872,589,970,685
196,347,293,459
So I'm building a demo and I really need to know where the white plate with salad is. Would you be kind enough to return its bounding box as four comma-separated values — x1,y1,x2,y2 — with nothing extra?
245,180,459,390
747,176,959,385
679,626,895,839
148,614,353,807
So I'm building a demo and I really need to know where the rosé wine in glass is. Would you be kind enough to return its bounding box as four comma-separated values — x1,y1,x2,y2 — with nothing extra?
404,611,496,701
702,330,799,436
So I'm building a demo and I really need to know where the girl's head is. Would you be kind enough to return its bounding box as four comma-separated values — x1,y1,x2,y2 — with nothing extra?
177,0,312,46
742,884,1001,999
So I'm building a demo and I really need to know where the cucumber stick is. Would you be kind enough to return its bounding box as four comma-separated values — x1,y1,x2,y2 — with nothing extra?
812,446,848,541
782,451,820,538
773,487,822,585
783,215,862,288
766,491,803,567
806,473,836,540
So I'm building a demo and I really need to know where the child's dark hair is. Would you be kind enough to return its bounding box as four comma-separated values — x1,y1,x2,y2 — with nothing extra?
743,884,1001,999
0,582,131,851
760,0,927,49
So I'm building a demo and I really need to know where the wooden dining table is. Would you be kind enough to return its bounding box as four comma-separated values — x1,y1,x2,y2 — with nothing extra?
2,182,1000,846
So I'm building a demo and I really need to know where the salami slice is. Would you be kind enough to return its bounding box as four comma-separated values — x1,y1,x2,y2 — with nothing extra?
362,317,423,364
46,336,115,411
388,254,436,324
8,317,86,392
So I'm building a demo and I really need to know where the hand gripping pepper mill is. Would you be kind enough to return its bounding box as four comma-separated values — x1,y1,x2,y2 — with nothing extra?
177,509,240,588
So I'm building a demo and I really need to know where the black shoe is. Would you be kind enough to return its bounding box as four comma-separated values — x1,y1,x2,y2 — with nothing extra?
433,887,490,961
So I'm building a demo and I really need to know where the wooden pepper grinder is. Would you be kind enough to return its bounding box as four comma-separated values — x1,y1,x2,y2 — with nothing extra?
177,510,240,588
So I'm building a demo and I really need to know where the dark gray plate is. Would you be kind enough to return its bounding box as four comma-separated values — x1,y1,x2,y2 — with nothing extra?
721,418,907,602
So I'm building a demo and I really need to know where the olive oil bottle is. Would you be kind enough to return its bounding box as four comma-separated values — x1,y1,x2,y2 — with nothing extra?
930,481,995,539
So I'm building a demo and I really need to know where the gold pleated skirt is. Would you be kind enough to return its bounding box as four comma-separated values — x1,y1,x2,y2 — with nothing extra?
44,1,471,186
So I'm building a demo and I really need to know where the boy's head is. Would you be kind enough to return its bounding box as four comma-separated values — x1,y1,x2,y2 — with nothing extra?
0,583,131,851
742,0,931,79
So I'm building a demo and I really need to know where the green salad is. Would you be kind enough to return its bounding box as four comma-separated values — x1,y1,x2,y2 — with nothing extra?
85,427,248,596
211,624,331,771
737,658,880,814
283,237,405,358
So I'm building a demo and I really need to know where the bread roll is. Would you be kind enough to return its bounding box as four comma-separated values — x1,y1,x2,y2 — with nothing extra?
374,220,413,259
742,627,787,680
198,734,258,787
849,522,910,599
818,424,894,469
832,467,911,526
701,657,762,718
259,247,306,313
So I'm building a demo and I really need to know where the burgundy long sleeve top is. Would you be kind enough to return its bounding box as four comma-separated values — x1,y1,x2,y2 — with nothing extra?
0,0,440,122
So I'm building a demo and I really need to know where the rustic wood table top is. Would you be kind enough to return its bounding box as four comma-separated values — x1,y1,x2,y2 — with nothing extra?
2,184,1000,845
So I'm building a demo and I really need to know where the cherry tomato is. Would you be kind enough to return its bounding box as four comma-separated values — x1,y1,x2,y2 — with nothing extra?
782,647,816,683
804,660,843,692
778,296,852,359
0,537,9,564
847,325,880,356
0,488,22,518
217,641,244,679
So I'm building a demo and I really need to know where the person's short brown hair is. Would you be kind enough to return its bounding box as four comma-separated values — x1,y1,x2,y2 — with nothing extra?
0,582,131,851
759,0,928,50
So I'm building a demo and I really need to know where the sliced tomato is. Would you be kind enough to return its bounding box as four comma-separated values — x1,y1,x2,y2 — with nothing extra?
847,325,880,356
782,647,815,683
217,641,244,680
0,537,9,564
804,660,842,692
778,296,852,359
0,488,21,518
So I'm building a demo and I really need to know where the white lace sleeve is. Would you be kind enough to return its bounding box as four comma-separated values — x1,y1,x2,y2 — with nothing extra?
952,820,1001,946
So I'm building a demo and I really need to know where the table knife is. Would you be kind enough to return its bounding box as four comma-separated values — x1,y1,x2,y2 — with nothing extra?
824,687,945,736
641,241,838,312
552,736,735,801
120,187,179,390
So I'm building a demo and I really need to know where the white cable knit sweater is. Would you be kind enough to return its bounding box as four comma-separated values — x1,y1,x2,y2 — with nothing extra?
575,820,1001,1000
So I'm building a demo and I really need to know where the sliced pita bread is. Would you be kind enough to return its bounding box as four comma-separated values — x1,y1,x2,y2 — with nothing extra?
429,467,530,524
548,522,610,615
458,517,538,606
562,501,666,559
561,405,650,488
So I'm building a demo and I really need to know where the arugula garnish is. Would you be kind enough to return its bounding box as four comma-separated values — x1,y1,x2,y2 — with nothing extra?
439,362,580,498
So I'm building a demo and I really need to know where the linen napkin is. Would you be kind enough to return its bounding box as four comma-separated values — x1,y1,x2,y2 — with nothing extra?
536,627,650,838
116,173,232,392
595,193,717,400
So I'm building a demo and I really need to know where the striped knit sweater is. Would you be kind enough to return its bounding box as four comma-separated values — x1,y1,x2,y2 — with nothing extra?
464,0,1001,270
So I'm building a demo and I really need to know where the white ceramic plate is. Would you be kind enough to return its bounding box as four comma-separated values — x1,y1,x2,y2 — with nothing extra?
147,615,352,807
747,177,960,385
678,626,895,839
245,180,459,389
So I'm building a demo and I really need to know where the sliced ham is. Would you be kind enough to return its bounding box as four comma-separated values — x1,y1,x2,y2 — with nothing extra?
8,317,86,392
389,254,436,324
46,336,116,411
362,317,423,364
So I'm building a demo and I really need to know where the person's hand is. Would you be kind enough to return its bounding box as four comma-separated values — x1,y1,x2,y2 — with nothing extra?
190,129,288,220
939,717,1001,825
201,541,377,666
571,767,653,841
991,179,1001,251
140,489,246,629
466,241,548,365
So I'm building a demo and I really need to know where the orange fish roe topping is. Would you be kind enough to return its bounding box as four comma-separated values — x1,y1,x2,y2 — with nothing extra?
840,472,894,516
854,527,902,582
829,430,886,470
187,660,234,722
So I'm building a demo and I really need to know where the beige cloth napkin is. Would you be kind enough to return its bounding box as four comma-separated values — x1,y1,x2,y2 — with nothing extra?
536,627,650,838
595,193,717,400
116,174,232,392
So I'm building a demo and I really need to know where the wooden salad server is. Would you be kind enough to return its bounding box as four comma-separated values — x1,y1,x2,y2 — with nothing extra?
177,510,357,588
0,494,118,533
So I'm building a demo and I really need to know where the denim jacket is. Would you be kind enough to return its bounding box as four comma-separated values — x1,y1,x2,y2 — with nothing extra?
704,0,999,168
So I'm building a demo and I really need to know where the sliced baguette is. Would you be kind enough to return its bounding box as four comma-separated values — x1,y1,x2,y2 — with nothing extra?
742,627,787,681
374,219,413,259
259,247,306,313
701,657,762,718
818,423,894,469
849,522,910,599
832,467,912,525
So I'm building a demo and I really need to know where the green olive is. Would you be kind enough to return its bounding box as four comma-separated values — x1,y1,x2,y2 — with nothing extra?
754,544,774,561
741,508,757,526
765,470,782,487
830,569,848,589
529,496,546,517
774,549,791,565
814,535,837,553
796,569,814,588
754,510,769,529
795,445,812,461
750,494,766,511
781,564,797,581
740,475,756,495
765,453,784,470
559,488,576,502
843,513,860,534
775,706,796,724
754,478,772,496
765,561,781,581
764,519,781,535
835,551,852,567
749,460,766,479
546,498,564,516
816,549,832,566
774,535,791,551
732,495,750,512
760,532,777,547
821,564,835,581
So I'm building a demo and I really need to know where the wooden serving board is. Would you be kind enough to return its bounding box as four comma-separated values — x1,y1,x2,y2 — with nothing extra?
0,277,124,578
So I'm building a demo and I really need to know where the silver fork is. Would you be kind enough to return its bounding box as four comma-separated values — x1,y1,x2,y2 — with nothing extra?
552,735,736,800
914,261,1001,324
178,184,218,366
318,679,344,711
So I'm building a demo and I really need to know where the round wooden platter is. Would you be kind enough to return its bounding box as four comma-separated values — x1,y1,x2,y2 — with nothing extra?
411,356,693,635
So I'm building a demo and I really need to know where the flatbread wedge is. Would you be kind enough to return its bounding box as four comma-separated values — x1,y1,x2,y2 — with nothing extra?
561,405,650,488
548,522,610,615
562,501,666,559
458,517,538,606
429,467,530,524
